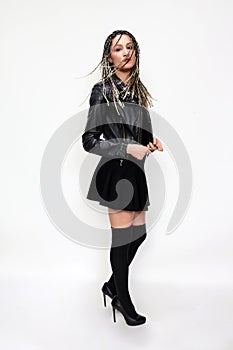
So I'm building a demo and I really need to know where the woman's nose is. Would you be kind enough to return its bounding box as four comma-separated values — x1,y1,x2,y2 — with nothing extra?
123,48,130,57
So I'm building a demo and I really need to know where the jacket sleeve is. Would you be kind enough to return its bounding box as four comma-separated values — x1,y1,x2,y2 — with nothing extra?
140,107,154,146
82,84,131,159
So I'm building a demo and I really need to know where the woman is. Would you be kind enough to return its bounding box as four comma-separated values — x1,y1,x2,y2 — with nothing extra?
82,30,163,326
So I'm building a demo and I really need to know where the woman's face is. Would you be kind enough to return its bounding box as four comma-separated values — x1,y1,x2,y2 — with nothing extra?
108,34,136,71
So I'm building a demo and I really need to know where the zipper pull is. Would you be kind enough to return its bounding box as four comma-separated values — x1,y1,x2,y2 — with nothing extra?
119,159,123,166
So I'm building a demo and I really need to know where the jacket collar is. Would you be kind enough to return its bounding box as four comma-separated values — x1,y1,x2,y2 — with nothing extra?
111,73,128,91
109,73,139,103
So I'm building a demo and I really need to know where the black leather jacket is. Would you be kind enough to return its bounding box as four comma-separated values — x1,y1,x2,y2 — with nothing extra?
82,73,154,164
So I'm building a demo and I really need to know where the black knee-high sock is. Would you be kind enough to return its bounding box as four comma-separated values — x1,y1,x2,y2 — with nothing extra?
128,223,147,264
110,225,138,318
108,224,147,297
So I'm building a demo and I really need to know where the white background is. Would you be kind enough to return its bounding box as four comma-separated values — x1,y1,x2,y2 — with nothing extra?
1,0,233,349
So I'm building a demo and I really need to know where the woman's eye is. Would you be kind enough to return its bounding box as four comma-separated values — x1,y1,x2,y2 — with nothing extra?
115,47,133,52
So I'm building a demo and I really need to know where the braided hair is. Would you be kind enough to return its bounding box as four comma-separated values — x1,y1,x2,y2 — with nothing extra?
81,30,155,113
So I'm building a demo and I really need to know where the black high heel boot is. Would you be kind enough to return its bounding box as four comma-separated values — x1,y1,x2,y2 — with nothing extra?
109,225,146,326
111,295,146,326
102,224,147,305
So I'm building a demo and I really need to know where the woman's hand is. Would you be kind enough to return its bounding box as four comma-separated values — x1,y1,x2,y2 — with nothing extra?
127,144,152,160
146,137,163,153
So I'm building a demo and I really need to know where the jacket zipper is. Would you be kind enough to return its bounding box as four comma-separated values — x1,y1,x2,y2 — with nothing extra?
119,109,142,167
139,108,142,144
120,117,125,166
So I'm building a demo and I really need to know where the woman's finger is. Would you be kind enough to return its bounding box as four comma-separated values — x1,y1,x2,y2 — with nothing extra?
149,142,156,150
153,137,163,151
147,144,154,152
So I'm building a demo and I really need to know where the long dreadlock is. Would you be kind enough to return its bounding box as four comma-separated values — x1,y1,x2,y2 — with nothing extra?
79,30,155,114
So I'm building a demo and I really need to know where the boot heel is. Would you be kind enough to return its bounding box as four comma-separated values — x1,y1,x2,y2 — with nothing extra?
103,292,106,307
112,306,116,322
101,282,116,308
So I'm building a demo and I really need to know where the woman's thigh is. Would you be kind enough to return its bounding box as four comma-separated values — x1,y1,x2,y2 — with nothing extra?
108,208,146,228
132,210,146,226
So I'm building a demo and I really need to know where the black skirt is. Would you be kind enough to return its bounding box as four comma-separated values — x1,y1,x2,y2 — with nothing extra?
86,156,150,211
